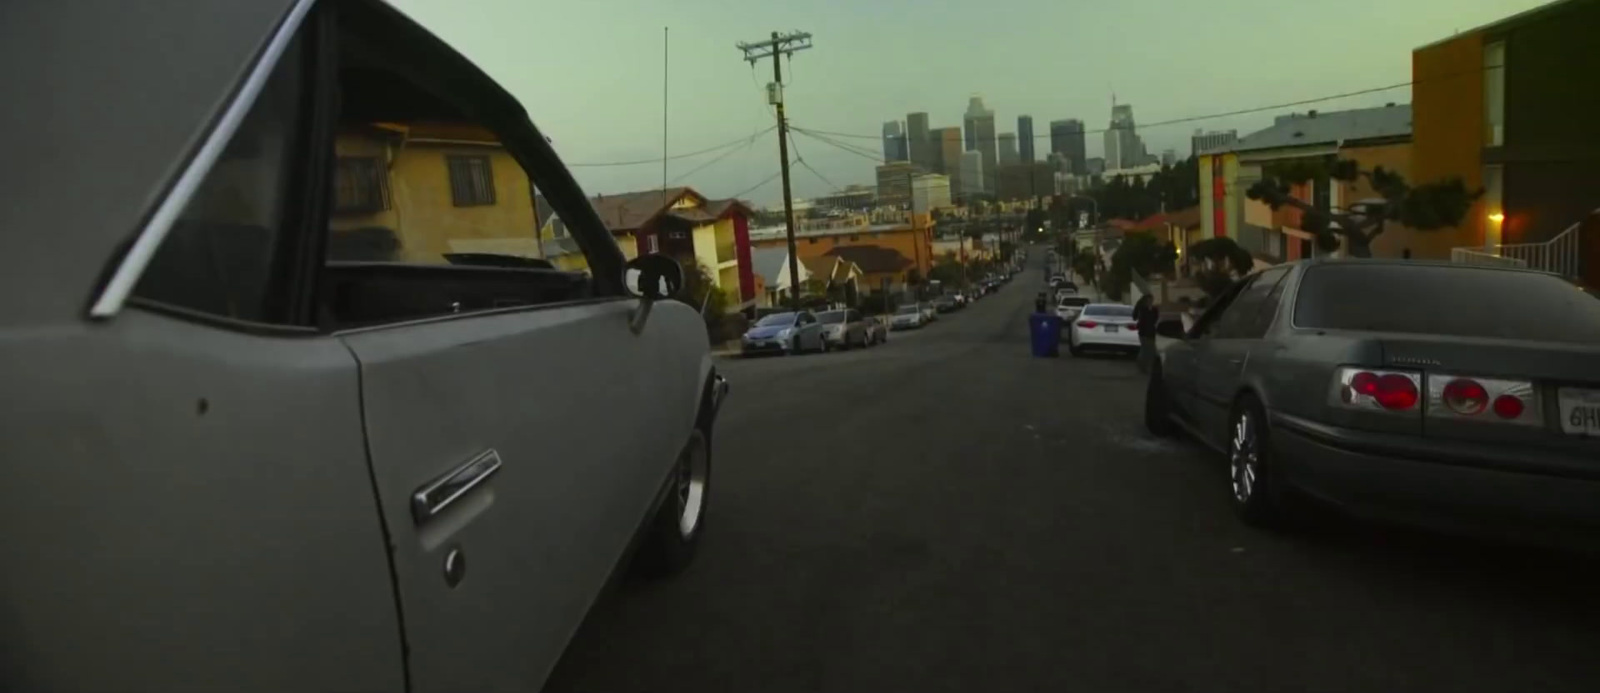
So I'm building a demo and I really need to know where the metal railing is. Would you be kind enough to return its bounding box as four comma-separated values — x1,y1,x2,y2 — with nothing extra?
1452,218,1584,278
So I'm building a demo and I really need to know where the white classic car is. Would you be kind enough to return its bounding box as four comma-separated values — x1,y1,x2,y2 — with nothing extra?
0,1,727,690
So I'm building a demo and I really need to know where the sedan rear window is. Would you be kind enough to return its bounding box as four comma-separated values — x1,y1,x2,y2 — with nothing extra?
1059,297,1090,307
1294,264,1600,343
1083,305,1133,317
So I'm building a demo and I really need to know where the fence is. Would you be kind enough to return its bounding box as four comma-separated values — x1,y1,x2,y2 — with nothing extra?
1451,218,1584,278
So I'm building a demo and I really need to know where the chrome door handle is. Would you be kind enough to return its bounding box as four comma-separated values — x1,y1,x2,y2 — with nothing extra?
412,449,502,524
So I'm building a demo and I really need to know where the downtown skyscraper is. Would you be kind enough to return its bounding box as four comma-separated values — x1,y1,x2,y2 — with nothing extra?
881,121,908,162
963,96,997,194
906,112,932,171
1017,115,1035,163
1049,119,1086,175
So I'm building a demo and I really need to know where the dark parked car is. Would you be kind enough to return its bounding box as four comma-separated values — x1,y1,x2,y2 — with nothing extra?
1145,259,1600,542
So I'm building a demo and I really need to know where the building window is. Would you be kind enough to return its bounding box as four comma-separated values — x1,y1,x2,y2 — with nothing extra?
1484,41,1505,147
850,234,860,241
333,156,388,213
808,238,818,244
447,154,496,206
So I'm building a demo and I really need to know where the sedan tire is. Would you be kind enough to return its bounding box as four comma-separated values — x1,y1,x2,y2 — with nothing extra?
1067,330,1084,357
1228,397,1282,527
633,428,710,577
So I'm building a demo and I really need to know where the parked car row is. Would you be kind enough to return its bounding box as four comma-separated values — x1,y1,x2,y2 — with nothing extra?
741,308,889,356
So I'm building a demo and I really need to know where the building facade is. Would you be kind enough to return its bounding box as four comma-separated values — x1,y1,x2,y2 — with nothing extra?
998,133,1019,165
911,174,953,213
997,162,1054,201
1017,115,1035,163
813,184,876,212
1049,119,1086,174
1104,103,1149,169
881,120,908,162
906,112,932,172
1191,129,1238,156
875,161,917,204
931,127,963,191
958,151,985,197
963,96,997,194
1413,0,1599,284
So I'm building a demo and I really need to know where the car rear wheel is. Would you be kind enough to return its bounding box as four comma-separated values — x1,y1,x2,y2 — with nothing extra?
1228,398,1282,527
1067,330,1084,357
633,428,710,577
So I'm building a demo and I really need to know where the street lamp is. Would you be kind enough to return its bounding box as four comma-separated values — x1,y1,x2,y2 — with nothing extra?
1487,211,1506,249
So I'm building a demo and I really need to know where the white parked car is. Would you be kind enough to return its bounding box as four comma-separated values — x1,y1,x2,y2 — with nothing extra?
1067,303,1141,356
816,308,869,349
890,304,927,330
1056,296,1091,324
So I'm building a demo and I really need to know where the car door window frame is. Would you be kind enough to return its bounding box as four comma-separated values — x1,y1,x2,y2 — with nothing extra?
1187,276,1254,339
1212,266,1290,340
101,0,331,332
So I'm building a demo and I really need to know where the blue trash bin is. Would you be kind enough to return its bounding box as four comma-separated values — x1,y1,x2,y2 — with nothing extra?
1029,313,1063,357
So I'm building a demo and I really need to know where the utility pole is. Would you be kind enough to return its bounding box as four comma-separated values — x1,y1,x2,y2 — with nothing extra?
737,31,813,311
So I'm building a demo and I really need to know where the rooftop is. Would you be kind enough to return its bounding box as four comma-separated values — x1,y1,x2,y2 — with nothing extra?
1225,104,1413,154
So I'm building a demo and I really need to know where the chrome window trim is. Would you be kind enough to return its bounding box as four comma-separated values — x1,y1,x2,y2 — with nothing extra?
88,0,317,319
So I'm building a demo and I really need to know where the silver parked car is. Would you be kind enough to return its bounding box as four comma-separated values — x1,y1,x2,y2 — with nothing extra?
890,304,926,330
742,310,827,355
1147,259,1600,542
817,308,870,349
0,1,730,690
863,315,891,344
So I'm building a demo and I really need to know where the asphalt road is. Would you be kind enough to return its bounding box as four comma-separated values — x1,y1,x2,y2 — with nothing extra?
546,251,1600,693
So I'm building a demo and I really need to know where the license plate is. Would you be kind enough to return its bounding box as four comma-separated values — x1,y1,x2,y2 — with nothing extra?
1558,387,1600,437
1105,325,1119,333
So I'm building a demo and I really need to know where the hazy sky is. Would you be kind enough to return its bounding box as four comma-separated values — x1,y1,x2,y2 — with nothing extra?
389,0,1545,206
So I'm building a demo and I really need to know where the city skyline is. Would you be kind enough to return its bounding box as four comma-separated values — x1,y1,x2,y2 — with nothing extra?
389,0,1549,205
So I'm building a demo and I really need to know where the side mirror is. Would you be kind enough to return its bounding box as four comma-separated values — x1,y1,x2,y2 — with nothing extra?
1156,319,1187,340
624,253,683,300
623,254,684,334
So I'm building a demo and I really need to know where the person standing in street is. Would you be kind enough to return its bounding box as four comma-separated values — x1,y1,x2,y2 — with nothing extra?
1133,294,1159,374
1035,292,1048,314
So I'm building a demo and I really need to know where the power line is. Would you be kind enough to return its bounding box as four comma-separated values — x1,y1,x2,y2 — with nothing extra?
727,160,797,200
790,127,884,164
566,127,772,167
737,30,813,311
668,129,768,185
788,131,845,193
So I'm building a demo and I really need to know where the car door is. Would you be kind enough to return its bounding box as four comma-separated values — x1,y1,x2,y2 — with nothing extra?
797,311,820,349
3,19,404,690
323,5,682,690
1190,267,1291,444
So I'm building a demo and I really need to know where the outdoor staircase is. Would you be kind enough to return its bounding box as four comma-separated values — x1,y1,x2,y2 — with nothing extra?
1451,210,1594,280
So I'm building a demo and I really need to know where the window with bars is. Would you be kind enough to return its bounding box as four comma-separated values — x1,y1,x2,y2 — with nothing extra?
447,154,496,206
333,156,388,213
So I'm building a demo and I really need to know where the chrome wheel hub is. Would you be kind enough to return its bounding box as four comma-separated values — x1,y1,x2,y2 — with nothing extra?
1230,412,1258,503
676,438,708,538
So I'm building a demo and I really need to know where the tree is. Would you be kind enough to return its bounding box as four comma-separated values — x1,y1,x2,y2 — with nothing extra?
1246,157,1481,258
1105,231,1177,301
677,260,732,340
1187,237,1253,298
1024,208,1046,233
929,257,965,287
1071,251,1099,288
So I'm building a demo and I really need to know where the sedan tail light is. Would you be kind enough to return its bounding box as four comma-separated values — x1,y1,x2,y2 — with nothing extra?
1077,320,1098,329
1426,373,1540,425
1333,367,1421,412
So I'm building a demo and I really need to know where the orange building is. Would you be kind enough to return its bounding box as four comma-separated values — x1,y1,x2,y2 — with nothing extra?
1412,0,1600,283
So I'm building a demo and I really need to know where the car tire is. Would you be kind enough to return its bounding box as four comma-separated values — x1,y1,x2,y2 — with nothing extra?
1144,369,1179,438
819,336,831,353
1067,331,1084,357
1228,397,1283,527
633,428,710,578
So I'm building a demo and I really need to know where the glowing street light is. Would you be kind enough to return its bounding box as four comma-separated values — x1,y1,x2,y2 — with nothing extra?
1488,212,1506,223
